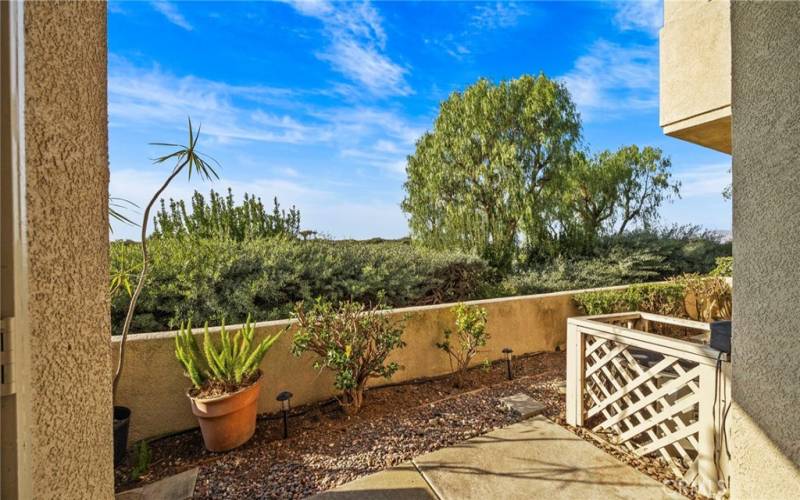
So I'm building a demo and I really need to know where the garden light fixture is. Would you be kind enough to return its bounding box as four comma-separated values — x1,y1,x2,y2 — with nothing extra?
502,348,513,380
276,391,293,439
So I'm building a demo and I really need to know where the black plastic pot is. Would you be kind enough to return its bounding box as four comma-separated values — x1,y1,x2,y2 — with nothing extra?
113,406,131,466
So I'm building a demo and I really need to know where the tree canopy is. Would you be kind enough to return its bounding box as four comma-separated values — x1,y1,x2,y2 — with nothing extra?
551,145,680,253
402,74,680,270
402,74,581,271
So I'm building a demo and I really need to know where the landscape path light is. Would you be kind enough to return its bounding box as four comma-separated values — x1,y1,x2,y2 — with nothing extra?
276,391,293,439
502,348,513,380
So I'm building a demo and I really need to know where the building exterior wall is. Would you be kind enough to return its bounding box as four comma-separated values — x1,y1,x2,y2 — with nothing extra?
114,287,606,441
660,0,731,153
20,1,113,498
730,1,800,498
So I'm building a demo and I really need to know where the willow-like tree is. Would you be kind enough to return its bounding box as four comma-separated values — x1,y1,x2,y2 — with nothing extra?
553,145,680,252
402,75,581,271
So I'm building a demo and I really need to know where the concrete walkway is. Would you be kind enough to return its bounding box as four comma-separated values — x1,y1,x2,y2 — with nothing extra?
312,416,674,500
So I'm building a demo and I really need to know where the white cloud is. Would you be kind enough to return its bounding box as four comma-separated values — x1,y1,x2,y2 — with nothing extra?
614,0,662,36
108,59,328,145
561,39,658,120
284,0,411,97
109,56,425,171
150,1,193,31
471,2,530,31
673,163,731,199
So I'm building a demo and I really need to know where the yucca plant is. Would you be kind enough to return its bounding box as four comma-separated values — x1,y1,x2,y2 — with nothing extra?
113,117,219,400
175,316,281,393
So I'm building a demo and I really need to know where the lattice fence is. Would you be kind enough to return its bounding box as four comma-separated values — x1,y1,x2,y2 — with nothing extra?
566,312,730,496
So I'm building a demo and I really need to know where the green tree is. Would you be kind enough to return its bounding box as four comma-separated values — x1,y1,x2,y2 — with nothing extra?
552,145,680,251
402,74,581,271
608,145,680,235
153,188,301,241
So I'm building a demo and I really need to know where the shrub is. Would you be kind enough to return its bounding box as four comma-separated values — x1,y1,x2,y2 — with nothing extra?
497,249,665,296
573,275,732,322
174,316,281,396
592,226,731,277
677,274,732,321
436,304,489,388
111,238,491,334
709,256,733,277
290,298,406,414
574,282,687,317
153,188,301,241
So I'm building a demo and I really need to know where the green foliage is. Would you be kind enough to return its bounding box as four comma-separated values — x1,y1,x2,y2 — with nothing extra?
115,117,219,398
110,243,141,300
549,146,680,254
402,74,581,271
111,238,490,334
130,441,151,481
291,298,406,414
174,315,280,390
676,274,732,321
573,273,733,322
574,282,687,317
436,303,490,387
590,226,731,277
109,197,138,232
402,75,683,269
497,248,666,296
153,188,301,241
709,256,733,277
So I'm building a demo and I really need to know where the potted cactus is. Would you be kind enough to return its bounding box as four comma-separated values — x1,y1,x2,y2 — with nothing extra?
175,316,280,451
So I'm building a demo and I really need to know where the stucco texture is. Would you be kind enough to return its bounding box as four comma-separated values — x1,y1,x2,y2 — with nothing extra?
113,288,596,442
731,1,800,497
659,0,731,153
24,1,113,498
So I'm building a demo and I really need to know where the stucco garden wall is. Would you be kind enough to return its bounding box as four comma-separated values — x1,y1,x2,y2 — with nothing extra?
730,1,800,498
113,287,619,442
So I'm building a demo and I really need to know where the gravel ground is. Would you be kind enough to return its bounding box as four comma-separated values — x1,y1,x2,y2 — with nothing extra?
115,351,692,499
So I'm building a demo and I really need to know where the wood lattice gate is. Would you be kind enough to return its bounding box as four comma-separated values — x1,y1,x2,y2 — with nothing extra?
566,312,731,496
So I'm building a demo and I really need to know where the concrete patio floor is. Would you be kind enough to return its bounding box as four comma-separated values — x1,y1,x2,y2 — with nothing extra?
312,416,675,500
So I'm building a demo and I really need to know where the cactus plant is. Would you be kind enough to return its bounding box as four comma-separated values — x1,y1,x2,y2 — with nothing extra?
175,315,281,392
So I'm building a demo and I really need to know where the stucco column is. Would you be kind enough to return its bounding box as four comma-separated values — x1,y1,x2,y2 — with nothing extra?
730,1,800,498
4,1,113,498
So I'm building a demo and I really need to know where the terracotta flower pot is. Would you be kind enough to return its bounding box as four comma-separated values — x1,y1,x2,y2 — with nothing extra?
188,375,262,452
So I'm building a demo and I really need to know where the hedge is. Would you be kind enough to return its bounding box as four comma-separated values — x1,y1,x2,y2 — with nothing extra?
110,238,491,334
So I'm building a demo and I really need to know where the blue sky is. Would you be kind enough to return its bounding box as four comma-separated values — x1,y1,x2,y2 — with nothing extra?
108,0,731,240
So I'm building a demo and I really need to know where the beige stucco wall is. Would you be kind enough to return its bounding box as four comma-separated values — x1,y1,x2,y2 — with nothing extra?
730,1,800,498
113,288,611,442
660,0,731,153
20,1,114,498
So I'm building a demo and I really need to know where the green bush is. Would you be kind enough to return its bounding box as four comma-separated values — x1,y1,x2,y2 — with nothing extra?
153,188,301,241
496,248,665,296
436,303,490,388
573,282,687,317
291,298,406,414
573,274,733,322
111,238,491,334
709,256,733,277
591,226,731,277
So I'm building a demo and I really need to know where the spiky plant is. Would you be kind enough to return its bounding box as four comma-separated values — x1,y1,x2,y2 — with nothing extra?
175,316,281,391
113,118,219,401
